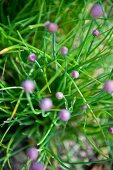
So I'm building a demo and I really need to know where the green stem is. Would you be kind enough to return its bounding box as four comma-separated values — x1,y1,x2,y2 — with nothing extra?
38,114,57,146
52,32,57,71
26,92,40,115
35,60,44,74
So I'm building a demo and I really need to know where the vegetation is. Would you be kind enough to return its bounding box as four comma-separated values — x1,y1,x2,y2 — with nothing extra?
0,0,113,169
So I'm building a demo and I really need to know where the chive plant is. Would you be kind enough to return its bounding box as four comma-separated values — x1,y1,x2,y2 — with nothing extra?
0,0,113,169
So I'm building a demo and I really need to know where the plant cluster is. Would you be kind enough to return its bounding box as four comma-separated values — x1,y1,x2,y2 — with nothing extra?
0,0,113,169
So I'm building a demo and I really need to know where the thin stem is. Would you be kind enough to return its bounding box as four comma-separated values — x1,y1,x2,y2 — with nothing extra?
26,92,40,115
52,32,57,71
38,113,57,146
42,110,51,117
35,60,44,74
64,56,67,73
86,38,94,56
9,90,24,120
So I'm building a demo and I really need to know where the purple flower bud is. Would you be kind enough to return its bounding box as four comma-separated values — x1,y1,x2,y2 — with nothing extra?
90,3,103,18
21,80,35,92
92,29,100,36
44,21,50,28
39,98,53,111
47,23,58,33
108,127,113,134
58,109,70,121
55,92,64,99
28,53,36,62
60,46,68,55
82,104,88,110
30,162,44,170
27,147,38,161
103,80,113,93
71,71,79,79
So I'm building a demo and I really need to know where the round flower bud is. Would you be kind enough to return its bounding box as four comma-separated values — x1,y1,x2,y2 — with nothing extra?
72,71,79,79
61,46,68,55
82,104,88,110
39,98,53,111
47,23,58,33
55,92,64,100
58,109,70,121
108,127,113,134
92,29,100,36
21,80,35,92
30,162,44,170
103,80,113,93
90,3,103,18
28,53,36,62
27,147,38,161
44,21,50,28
